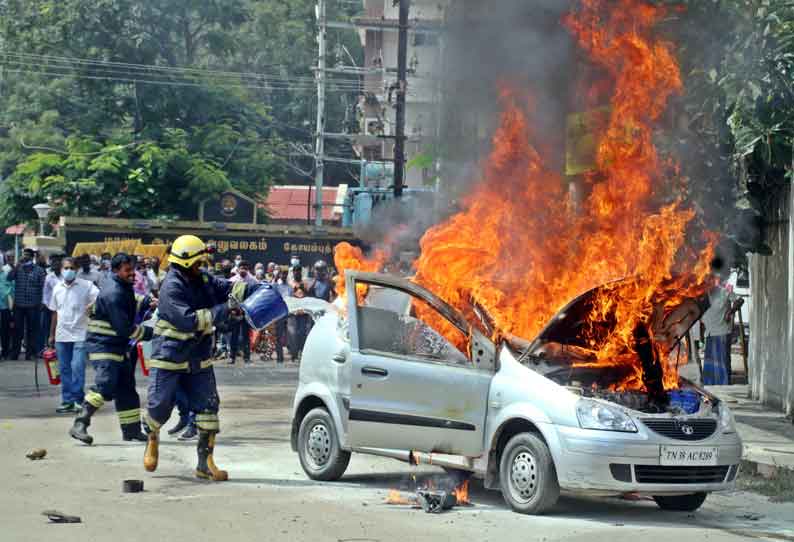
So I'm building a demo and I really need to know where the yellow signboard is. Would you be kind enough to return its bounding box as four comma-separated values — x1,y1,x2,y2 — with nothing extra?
565,107,611,176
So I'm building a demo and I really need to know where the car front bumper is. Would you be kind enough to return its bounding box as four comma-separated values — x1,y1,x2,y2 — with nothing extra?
549,425,743,495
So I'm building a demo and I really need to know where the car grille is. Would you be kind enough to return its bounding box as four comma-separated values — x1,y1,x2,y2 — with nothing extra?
634,465,729,484
641,418,717,441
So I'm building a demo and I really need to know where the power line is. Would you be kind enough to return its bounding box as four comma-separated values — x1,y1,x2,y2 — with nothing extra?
2,51,331,84
3,66,416,95
1,51,387,89
1,51,423,95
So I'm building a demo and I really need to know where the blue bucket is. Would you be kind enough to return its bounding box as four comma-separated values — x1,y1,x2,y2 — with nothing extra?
240,285,288,331
668,390,701,414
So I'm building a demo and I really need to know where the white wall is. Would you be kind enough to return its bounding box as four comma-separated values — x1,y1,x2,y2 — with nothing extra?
749,183,794,415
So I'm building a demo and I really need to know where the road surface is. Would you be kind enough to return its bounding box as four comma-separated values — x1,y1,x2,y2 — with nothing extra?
1,360,792,542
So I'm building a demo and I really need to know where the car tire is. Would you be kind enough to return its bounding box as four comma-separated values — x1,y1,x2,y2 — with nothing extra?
653,492,708,511
297,407,350,481
499,432,560,515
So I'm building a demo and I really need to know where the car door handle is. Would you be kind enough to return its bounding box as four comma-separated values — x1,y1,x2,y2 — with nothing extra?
361,366,388,377
332,353,346,364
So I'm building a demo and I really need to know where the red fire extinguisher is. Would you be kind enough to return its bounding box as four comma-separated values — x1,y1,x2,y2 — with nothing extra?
137,342,149,376
42,348,61,386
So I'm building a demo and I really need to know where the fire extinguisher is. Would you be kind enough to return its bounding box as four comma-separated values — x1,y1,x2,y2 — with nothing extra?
137,342,149,376
42,348,61,386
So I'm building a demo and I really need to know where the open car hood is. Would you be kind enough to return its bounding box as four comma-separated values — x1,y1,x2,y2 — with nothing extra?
525,279,709,361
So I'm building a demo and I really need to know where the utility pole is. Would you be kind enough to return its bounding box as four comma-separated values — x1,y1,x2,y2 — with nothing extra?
314,0,327,229
393,0,410,199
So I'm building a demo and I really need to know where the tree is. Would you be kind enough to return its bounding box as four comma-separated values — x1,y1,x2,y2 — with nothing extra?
665,0,794,255
0,0,363,227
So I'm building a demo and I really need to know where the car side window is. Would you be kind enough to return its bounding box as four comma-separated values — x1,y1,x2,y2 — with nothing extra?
356,284,469,366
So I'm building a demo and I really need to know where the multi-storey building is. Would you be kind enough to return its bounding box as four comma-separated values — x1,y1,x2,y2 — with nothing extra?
351,0,447,188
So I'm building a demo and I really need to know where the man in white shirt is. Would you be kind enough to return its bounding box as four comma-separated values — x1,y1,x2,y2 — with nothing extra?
48,257,100,413
701,273,739,385
41,254,63,356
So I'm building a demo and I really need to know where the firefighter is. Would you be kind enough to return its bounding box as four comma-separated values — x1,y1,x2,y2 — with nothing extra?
69,253,156,445
142,235,258,481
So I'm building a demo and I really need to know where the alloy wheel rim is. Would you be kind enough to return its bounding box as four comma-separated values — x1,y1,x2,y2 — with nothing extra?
509,450,538,503
306,422,332,469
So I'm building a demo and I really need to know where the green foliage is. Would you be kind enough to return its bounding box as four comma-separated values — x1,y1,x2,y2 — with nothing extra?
407,149,439,186
663,0,794,252
0,0,363,227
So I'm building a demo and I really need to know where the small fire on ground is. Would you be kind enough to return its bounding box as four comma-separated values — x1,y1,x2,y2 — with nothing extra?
385,478,471,511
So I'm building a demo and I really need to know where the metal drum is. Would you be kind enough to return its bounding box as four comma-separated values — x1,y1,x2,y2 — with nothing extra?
241,285,289,331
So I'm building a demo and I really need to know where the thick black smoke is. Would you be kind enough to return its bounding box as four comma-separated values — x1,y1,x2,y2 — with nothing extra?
358,0,578,263
438,0,576,193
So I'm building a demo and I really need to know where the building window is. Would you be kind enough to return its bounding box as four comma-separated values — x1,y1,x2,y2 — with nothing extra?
413,32,439,47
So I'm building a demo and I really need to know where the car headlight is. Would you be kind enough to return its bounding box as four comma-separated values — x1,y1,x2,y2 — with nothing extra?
576,399,638,433
719,404,736,434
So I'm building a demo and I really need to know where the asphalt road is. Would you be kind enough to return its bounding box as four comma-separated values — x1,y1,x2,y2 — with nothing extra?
1,360,793,542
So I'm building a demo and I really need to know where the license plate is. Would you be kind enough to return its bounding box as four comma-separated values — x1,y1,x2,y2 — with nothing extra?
660,445,719,466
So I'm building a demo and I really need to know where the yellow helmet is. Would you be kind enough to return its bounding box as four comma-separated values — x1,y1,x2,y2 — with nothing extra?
168,235,208,268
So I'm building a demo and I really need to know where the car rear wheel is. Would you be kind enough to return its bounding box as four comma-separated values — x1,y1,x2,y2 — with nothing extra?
653,492,708,511
297,407,350,481
499,432,559,515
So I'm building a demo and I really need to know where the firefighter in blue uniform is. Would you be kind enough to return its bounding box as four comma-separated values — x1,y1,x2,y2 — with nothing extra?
143,235,257,481
69,253,155,445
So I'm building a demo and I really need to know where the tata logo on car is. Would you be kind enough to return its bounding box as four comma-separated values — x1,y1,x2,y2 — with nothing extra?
680,424,695,436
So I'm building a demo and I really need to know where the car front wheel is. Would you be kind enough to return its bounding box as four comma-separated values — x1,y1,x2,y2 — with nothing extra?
499,432,560,515
653,492,708,511
297,407,351,481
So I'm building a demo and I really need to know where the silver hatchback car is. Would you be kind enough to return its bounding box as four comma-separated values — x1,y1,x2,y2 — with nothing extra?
291,272,742,515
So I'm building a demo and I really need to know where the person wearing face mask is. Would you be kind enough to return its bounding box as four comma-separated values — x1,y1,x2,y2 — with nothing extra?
75,254,100,286
9,248,46,360
141,236,266,481
69,253,157,444
41,254,63,357
0,262,15,360
228,261,256,365
97,253,114,290
48,258,100,413
273,269,292,364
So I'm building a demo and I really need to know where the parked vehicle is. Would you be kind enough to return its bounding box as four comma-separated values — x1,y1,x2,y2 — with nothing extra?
291,272,742,515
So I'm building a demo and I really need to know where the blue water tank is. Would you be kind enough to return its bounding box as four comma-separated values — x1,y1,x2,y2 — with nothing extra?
354,191,374,225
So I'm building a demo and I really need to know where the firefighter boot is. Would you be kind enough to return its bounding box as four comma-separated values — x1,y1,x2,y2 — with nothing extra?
143,430,160,472
69,403,98,445
196,431,228,481
121,423,148,442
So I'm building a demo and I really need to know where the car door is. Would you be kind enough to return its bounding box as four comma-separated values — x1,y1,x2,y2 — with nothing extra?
346,273,493,457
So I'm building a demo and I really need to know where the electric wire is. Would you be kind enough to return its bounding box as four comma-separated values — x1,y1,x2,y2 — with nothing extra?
1,51,372,88
3,65,417,96
1,52,423,95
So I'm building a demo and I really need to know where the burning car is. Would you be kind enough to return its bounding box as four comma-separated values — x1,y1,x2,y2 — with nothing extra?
291,272,742,515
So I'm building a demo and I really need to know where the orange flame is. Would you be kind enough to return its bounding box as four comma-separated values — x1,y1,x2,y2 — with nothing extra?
333,242,386,304
453,480,470,505
334,0,714,393
385,489,414,506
